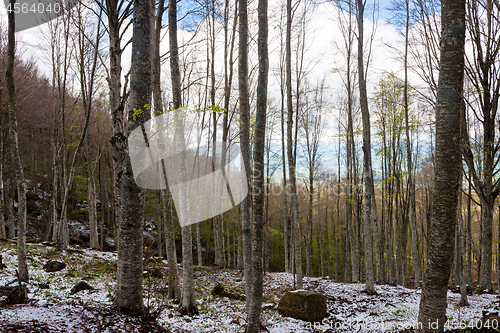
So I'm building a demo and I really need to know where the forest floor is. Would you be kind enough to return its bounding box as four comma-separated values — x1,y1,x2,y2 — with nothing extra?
1,239,499,332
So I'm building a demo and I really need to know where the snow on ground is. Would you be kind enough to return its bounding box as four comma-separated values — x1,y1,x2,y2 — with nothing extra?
1,240,499,332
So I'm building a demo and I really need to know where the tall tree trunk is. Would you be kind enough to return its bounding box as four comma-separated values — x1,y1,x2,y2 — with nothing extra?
282,126,289,273
168,0,197,314
6,0,28,282
417,0,465,329
286,0,302,289
404,0,420,288
152,0,165,260
342,1,358,282
106,0,131,250
356,0,375,294
279,19,290,272
115,0,153,312
246,0,268,329
239,0,254,310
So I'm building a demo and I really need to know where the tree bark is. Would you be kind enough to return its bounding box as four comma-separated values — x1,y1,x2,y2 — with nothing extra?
417,0,465,329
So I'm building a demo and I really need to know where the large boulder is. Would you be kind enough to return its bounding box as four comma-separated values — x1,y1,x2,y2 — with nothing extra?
278,290,327,323
211,283,246,301
70,281,93,295
143,267,163,279
44,260,66,272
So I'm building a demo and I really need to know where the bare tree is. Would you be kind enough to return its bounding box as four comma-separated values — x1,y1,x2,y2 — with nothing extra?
461,0,500,292
54,1,99,251
6,0,28,282
301,79,327,277
101,0,133,247
286,0,302,289
168,0,197,315
74,1,104,250
333,0,361,283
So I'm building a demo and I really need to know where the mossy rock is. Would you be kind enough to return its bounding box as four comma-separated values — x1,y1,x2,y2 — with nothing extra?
143,267,162,278
277,290,327,323
70,281,93,295
43,260,66,272
0,286,27,306
26,238,41,244
211,283,245,301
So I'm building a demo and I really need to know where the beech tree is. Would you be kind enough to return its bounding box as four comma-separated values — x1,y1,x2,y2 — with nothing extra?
356,0,375,294
115,0,153,312
246,0,268,329
417,0,466,330
239,0,254,311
